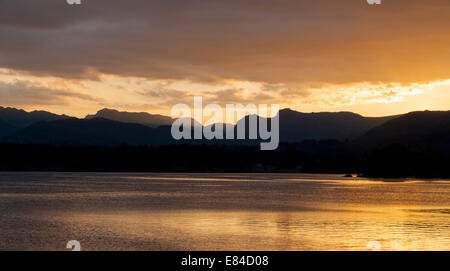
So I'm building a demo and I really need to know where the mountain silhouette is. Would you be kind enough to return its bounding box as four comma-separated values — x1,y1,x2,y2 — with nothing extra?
2,106,450,153
1,107,450,177
86,108,174,127
0,119,16,139
278,109,398,141
235,109,397,142
356,111,450,152
0,106,68,128
4,117,173,146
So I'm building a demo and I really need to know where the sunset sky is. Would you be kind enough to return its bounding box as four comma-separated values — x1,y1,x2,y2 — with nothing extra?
0,0,449,118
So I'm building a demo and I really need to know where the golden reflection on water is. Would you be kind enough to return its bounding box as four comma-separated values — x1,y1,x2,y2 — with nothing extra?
63,204,450,251
0,173,449,251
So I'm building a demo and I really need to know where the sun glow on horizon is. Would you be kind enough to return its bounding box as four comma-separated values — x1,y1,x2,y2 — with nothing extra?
1,69,450,119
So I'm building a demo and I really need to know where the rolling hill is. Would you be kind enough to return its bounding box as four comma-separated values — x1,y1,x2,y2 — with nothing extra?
3,107,450,153
85,108,174,127
4,117,173,147
236,109,397,142
0,119,16,140
356,111,450,152
0,106,68,128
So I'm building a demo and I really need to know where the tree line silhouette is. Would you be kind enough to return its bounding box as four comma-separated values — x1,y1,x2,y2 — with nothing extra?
1,142,449,178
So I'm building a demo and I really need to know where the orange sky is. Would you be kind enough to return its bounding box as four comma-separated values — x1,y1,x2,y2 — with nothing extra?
0,0,449,118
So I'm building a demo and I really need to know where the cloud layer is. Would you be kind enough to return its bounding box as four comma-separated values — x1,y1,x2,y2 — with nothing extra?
0,0,449,85
0,0,449,117
0,79,98,106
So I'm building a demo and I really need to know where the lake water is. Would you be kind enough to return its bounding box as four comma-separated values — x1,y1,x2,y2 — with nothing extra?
0,172,449,251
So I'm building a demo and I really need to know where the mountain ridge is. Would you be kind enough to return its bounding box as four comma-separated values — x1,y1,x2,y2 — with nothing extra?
1,106,449,153
0,106,69,128
85,108,174,127
356,110,450,151
4,117,173,147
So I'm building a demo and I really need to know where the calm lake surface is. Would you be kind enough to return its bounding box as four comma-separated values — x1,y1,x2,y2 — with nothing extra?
0,172,449,251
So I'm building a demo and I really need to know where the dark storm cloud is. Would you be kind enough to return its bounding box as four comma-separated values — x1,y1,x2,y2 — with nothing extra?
0,0,449,84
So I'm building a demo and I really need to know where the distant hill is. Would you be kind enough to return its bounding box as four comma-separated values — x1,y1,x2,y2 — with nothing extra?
0,106,68,128
5,109,450,153
356,111,450,152
86,108,174,127
1,108,449,177
235,109,396,142
278,109,397,141
0,106,403,147
4,117,173,147
0,119,16,140
84,108,396,141
7,106,450,152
